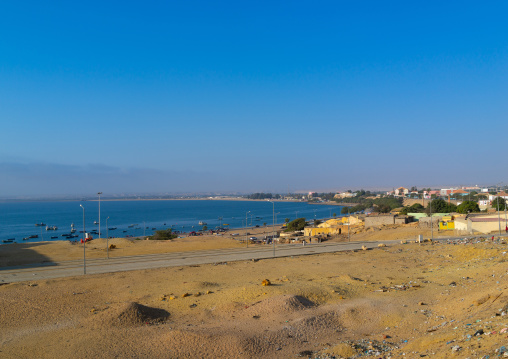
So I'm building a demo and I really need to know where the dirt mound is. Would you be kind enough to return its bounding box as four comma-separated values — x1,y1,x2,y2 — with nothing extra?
244,294,315,317
292,310,342,335
114,302,170,326
198,281,220,288
160,330,254,358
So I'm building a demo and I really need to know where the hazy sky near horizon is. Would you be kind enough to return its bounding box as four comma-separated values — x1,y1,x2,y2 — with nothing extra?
1,1,507,196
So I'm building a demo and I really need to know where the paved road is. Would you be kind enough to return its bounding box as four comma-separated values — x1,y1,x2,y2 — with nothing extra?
0,240,400,283
2,234,502,284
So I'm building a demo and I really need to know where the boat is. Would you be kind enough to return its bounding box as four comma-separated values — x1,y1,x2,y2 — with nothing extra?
199,221,207,226
70,228,76,233
108,227,117,230
50,236,58,239
35,223,46,227
28,235,38,239
46,226,58,231
2,239,14,243
94,221,99,225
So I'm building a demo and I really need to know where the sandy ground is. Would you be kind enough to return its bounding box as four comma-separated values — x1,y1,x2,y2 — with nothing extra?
0,224,447,267
2,227,508,358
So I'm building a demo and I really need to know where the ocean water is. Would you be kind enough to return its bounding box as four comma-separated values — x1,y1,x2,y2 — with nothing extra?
0,200,342,244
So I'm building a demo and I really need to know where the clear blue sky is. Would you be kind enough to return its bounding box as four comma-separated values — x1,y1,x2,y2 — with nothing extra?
1,1,507,196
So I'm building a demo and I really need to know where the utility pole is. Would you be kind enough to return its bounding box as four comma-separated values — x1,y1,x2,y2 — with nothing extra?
245,211,250,248
498,183,503,236
106,216,110,259
80,204,86,275
430,199,433,241
267,201,275,257
97,192,102,239
348,207,351,242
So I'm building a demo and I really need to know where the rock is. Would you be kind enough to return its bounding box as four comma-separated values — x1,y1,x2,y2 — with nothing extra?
378,243,386,247
194,292,201,297
362,245,368,251
181,293,190,298
418,302,426,306
474,329,484,336
451,345,461,352
473,294,490,306
262,279,271,286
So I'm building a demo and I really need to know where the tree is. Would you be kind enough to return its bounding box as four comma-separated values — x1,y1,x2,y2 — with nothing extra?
151,228,177,240
457,201,480,214
263,222,267,227
285,218,307,232
426,198,457,214
284,218,290,224
332,213,337,218
399,203,425,215
314,219,322,226
374,204,391,213
492,197,506,211
202,225,208,231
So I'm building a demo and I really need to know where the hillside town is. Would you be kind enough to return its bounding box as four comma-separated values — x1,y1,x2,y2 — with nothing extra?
292,185,508,243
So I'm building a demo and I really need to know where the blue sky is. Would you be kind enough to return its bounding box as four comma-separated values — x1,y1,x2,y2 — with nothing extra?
1,1,507,196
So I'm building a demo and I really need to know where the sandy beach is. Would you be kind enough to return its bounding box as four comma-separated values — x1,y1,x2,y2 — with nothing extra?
1,226,507,358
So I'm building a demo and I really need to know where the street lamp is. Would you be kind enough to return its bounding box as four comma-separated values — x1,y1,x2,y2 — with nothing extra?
97,192,102,239
430,198,433,241
80,204,86,274
267,201,275,257
245,211,251,248
348,207,351,242
106,216,110,259
497,183,503,236
505,196,507,235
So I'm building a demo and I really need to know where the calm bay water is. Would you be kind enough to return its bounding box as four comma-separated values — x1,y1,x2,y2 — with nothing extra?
0,200,342,244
